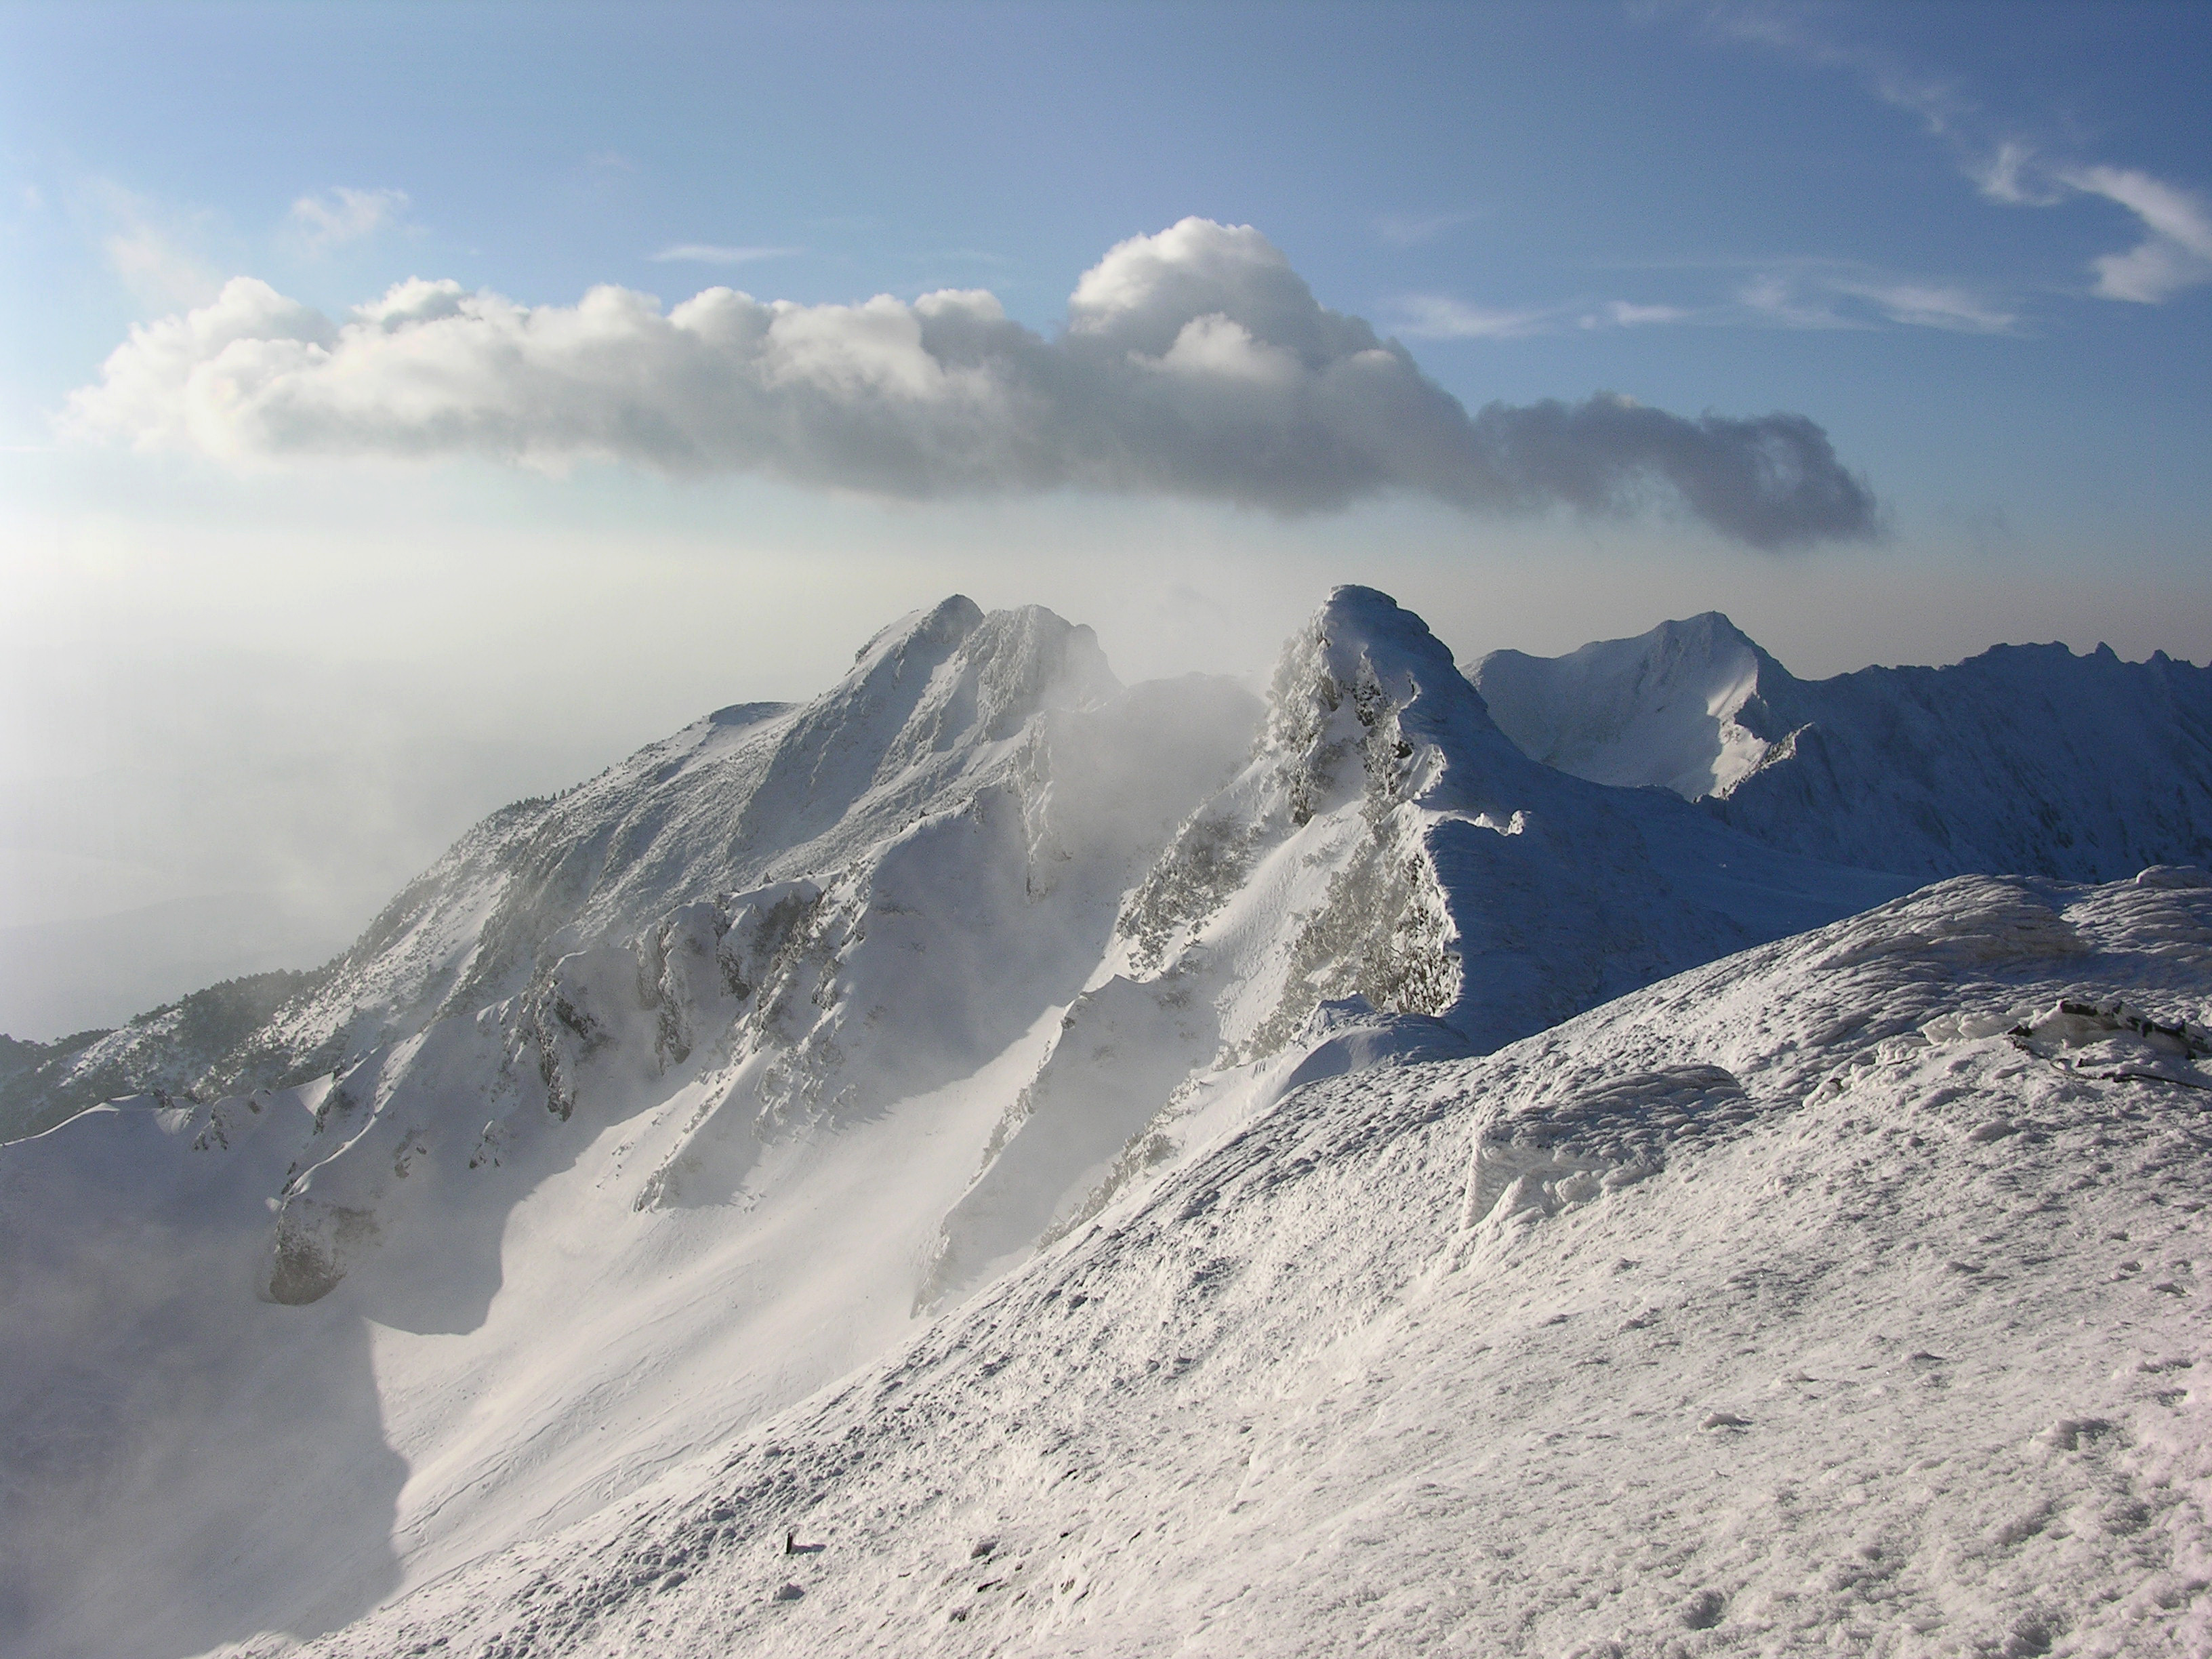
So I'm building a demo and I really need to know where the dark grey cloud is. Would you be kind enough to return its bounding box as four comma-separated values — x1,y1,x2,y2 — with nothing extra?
1463,396,1882,550
66,218,1879,548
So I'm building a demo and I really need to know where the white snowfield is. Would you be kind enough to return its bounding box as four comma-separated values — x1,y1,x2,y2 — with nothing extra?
1471,613,2212,882
3,588,2209,1658
247,869,2212,1657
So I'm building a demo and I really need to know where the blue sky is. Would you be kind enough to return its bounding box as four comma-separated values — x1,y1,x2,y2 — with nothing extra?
1,1,2208,1027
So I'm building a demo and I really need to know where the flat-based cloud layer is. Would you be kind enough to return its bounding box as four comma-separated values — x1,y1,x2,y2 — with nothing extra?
64,218,1879,548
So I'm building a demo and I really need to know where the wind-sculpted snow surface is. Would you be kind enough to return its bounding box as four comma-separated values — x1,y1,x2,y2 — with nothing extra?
263,870,2212,1658
1472,612,2212,881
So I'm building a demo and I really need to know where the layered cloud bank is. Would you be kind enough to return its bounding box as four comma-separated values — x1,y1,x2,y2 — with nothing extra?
65,218,1879,548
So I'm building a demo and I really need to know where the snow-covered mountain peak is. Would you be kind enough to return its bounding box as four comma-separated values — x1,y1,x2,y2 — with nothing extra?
1281,583,1479,713
1106,586,1900,1067
880,602,1121,763
1472,615,2212,882
719,595,1118,856
848,591,983,666
20,586,2212,1659
1256,583,1521,827
1469,608,1782,798
835,593,1118,750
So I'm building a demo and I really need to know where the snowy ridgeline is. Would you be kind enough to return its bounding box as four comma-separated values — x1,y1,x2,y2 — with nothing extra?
229,871,2212,1656
1469,611,2212,881
4,588,2212,1659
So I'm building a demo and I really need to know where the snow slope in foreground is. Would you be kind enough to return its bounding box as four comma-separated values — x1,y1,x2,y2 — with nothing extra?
267,867,2212,1658
1470,615,2212,882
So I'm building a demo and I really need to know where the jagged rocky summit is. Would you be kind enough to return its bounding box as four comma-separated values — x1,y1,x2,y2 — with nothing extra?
1471,611,2212,880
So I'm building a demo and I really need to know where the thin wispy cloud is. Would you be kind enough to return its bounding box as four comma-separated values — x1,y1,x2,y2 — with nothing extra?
1969,140,2064,208
1582,300,1691,329
2059,167,2212,304
61,218,1881,550
1972,146,2212,304
1400,266,2010,341
1736,266,2018,335
90,181,220,310
290,186,412,253
106,222,218,309
1400,296,1695,337
1736,272,1858,331
1704,3,1969,138
1375,210,1480,247
1389,295,1555,340
1830,279,2016,335
1685,1,2212,308
647,244,803,265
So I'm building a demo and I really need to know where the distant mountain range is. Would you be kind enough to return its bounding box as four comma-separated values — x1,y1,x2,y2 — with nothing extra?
1471,611,2212,880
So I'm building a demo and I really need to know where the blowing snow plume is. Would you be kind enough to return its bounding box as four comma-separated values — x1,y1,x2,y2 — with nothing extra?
65,218,1879,548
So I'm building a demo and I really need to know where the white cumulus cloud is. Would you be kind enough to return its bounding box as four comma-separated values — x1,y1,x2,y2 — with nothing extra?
60,218,1880,548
